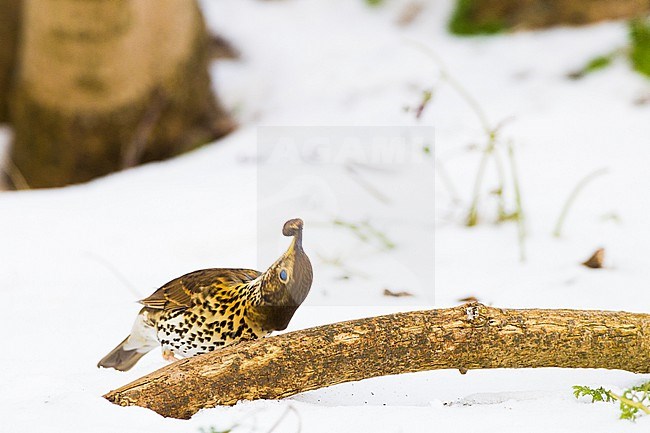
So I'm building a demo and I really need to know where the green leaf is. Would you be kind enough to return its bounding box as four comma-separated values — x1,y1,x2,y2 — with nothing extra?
573,382,650,421
630,18,650,78
572,385,613,403
568,55,614,80
448,0,506,36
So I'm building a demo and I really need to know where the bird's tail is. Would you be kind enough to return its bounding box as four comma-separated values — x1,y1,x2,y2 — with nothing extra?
97,336,150,371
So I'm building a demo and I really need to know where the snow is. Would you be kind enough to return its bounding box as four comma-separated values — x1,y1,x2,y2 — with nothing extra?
2,0,650,431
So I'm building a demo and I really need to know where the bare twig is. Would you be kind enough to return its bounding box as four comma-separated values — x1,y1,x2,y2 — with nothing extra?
434,156,462,206
316,252,370,280
83,252,143,299
344,163,392,204
207,33,239,60
2,156,30,190
396,2,425,27
332,219,396,250
265,405,301,433
552,168,609,238
122,88,168,169
507,142,526,262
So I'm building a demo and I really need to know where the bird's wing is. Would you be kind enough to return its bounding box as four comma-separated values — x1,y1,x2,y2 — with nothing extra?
139,268,261,311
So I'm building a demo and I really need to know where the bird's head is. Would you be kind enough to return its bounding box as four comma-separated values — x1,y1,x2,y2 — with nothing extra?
282,218,304,238
257,218,313,329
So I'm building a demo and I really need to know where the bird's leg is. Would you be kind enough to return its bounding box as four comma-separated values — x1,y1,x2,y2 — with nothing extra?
162,349,179,362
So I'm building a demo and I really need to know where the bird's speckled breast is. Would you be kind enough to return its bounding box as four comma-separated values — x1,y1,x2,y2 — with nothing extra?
153,283,268,357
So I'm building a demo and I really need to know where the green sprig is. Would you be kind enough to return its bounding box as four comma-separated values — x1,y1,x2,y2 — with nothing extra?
573,382,650,421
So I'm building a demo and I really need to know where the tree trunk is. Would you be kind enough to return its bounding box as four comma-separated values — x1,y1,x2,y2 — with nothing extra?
450,0,650,35
0,0,21,123
104,303,650,419
8,0,234,188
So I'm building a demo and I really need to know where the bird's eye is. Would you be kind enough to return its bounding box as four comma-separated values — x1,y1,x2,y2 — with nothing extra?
279,269,288,282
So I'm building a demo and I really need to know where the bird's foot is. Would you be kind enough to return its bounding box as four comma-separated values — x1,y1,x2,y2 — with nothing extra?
162,349,179,363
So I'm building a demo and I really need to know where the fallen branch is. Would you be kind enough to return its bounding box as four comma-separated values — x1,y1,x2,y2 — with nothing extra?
104,303,650,419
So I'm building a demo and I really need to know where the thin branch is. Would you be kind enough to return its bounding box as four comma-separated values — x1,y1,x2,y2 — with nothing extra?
121,88,168,169
434,155,462,206
2,156,30,190
344,163,392,204
83,252,143,299
265,405,301,433
552,168,609,238
507,142,526,262
610,392,650,415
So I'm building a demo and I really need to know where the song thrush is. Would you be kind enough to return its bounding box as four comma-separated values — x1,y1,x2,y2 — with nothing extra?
98,218,312,371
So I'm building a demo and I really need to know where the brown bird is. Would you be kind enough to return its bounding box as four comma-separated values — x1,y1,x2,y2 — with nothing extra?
98,218,312,371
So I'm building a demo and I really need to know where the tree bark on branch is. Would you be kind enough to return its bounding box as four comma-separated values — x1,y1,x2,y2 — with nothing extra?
450,0,650,34
104,303,650,419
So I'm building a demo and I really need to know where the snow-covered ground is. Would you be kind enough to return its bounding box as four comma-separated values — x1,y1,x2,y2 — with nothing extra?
2,0,650,431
